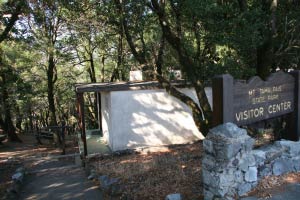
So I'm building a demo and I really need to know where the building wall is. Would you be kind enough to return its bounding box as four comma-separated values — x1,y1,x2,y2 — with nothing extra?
101,92,112,147
101,88,210,151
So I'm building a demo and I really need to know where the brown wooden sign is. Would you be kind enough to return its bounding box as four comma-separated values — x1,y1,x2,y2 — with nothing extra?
212,71,300,141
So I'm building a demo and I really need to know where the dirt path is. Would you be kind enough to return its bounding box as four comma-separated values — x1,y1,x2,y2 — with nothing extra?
0,134,103,200
18,158,103,200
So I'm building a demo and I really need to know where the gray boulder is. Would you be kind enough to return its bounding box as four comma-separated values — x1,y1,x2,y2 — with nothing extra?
165,193,182,200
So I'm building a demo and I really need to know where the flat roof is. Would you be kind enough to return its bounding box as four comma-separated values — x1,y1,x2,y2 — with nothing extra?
75,80,191,93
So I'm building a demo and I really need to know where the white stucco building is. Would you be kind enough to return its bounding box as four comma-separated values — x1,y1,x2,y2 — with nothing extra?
75,81,212,154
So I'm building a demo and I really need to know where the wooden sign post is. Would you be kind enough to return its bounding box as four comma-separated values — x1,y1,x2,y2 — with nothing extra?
212,71,300,141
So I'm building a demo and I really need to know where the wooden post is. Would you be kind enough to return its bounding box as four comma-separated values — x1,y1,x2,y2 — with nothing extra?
77,93,88,156
212,74,234,126
286,71,300,141
97,92,102,132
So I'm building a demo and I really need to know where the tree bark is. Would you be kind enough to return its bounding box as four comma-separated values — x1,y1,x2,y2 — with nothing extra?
15,105,22,132
47,50,57,126
87,51,96,83
0,47,22,142
237,0,247,12
101,56,105,82
156,32,165,75
257,37,273,79
150,0,212,133
256,0,277,79
114,0,148,68
156,75,204,131
1,75,22,142
0,0,24,43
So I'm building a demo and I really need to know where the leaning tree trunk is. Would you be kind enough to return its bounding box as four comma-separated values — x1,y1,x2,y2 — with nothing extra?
151,0,212,134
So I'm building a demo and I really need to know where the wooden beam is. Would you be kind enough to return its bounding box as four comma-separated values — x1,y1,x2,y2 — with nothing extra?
77,93,88,156
75,80,192,93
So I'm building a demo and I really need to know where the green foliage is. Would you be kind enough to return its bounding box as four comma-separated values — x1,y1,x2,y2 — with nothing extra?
0,0,299,131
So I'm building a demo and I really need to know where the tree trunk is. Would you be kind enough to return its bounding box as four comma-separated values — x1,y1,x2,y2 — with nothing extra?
0,47,22,142
256,0,277,79
156,32,165,75
117,28,126,81
101,56,105,82
47,50,57,126
151,0,212,134
88,52,96,83
29,110,34,132
0,115,5,130
15,105,22,132
2,77,22,142
256,37,273,79
157,75,204,131
237,0,247,12
0,1,24,43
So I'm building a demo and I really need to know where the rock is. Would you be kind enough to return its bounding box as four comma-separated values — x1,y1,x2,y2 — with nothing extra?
244,167,257,182
275,140,300,156
203,189,214,200
12,172,24,183
261,146,284,163
272,158,294,176
202,155,218,171
203,140,214,154
235,170,244,184
99,175,109,190
202,170,219,186
111,184,123,196
219,173,235,187
206,123,253,160
242,138,255,153
258,164,272,178
88,174,96,180
98,175,122,195
252,150,266,166
113,149,135,156
15,167,25,174
239,154,256,172
88,169,97,180
238,183,252,196
292,156,300,171
165,193,182,200
208,123,248,139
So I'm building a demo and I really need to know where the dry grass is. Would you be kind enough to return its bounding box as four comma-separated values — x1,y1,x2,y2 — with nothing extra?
90,141,204,200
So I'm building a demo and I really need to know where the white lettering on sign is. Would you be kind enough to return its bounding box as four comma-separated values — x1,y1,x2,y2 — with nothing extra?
268,101,291,114
235,101,292,122
236,107,264,122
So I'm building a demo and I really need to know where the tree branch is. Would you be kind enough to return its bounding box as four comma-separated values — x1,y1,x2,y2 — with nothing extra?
0,0,25,43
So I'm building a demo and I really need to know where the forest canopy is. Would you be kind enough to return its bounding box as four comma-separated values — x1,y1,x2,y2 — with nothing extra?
0,0,299,141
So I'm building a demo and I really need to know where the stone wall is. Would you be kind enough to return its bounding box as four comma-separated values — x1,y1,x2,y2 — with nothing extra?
202,123,300,200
